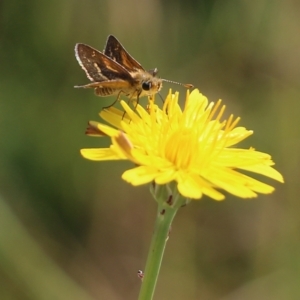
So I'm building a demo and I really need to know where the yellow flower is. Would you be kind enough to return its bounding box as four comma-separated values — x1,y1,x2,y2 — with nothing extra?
81,89,283,200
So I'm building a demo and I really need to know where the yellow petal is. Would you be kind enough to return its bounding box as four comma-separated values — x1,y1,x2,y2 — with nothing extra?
80,148,123,161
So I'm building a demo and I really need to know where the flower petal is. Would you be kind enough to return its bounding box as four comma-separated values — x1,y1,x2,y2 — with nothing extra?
81,148,125,161
122,166,158,185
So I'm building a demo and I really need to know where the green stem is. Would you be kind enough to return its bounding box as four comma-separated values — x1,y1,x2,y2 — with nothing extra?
138,189,186,300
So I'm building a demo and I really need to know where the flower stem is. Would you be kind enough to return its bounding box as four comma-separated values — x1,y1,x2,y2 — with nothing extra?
138,189,186,300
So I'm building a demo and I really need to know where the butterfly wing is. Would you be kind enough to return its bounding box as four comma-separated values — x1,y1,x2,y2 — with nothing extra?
103,35,145,72
75,43,134,83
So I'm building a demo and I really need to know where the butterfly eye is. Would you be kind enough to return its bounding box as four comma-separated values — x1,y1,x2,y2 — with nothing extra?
142,81,151,91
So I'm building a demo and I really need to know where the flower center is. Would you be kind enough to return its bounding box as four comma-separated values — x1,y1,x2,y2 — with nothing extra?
164,127,197,170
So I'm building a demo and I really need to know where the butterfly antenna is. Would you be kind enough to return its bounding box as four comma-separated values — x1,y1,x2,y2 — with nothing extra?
162,79,194,89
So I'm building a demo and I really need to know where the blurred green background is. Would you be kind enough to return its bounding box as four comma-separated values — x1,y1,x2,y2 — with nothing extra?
0,0,298,299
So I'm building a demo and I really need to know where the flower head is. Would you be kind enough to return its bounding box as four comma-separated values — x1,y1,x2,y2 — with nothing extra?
81,89,283,200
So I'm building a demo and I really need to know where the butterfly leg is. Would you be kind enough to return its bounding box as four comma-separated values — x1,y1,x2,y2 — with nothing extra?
121,90,141,120
102,90,123,110
129,90,141,110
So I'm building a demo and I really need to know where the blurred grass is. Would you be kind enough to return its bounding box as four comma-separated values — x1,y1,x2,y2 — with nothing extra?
0,0,299,299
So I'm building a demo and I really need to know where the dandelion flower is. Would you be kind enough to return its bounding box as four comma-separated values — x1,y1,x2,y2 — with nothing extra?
81,89,283,200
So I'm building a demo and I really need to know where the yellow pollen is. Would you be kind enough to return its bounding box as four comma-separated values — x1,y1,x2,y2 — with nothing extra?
164,128,197,169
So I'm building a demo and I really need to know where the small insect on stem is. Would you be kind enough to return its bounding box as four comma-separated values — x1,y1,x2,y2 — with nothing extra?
74,35,193,108
137,270,144,282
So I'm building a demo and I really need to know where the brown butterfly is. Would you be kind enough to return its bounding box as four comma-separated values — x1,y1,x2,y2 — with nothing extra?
74,35,193,105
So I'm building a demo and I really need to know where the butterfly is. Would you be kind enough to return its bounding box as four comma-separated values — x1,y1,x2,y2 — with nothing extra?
74,35,193,105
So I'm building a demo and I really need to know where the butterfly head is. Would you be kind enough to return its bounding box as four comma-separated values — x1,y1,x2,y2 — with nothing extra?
134,68,163,98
